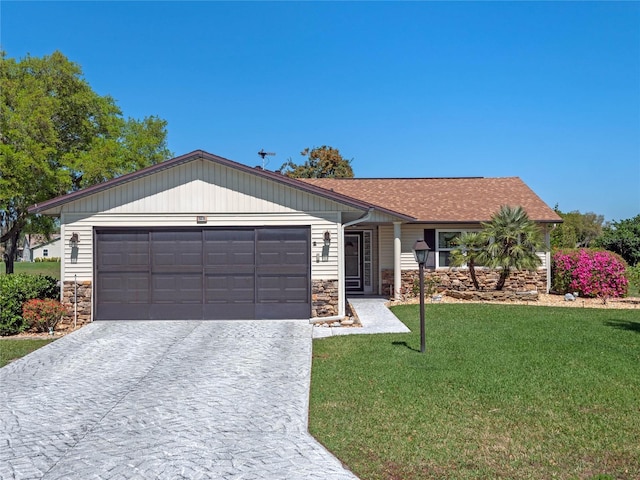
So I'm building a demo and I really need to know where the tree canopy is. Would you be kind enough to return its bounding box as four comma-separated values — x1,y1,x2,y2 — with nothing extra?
594,214,640,266
449,231,485,290
0,51,172,273
481,205,544,290
278,146,354,178
550,206,604,249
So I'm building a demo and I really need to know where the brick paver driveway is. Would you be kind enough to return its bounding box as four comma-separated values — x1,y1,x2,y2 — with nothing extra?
1,321,358,479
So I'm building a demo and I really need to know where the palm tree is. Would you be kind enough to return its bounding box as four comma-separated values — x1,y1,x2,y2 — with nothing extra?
449,231,487,290
481,205,544,290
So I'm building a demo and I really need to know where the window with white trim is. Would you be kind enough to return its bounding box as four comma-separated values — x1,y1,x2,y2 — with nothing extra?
43,249,49,257
436,230,481,268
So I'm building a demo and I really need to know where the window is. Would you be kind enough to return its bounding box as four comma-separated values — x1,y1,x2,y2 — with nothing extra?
43,249,49,257
437,231,460,267
436,230,481,268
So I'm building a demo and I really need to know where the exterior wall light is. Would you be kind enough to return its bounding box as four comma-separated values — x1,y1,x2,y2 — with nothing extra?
69,233,80,264
69,233,80,248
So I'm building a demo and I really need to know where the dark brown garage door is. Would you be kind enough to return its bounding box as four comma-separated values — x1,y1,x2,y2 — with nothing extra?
95,227,310,320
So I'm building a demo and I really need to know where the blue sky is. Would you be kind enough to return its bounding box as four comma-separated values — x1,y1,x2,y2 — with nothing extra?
2,1,639,222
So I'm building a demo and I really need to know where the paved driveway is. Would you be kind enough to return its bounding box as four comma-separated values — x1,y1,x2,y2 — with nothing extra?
0,321,358,480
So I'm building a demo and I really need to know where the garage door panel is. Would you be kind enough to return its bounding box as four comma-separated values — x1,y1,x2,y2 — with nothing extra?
205,250,254,266
256,301,310,319
99,304,150,320
152,231,202,267
204,232,255,267
152,251,203,267
96,227,310,320
97,232,149,270
152,275,202,304
205,275,255,303
257,275,309,303
150,304,203,320
257,248,308,266
99,252,149,268
98,274,150,303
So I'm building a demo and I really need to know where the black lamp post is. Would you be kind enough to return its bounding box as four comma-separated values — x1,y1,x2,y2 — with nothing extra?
413,239,431,353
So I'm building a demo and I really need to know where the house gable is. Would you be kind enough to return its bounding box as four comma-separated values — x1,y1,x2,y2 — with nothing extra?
52,158,365,216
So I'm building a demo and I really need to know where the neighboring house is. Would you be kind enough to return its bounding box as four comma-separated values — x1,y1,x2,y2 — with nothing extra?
29,236,62,261
28,150,561,324
18,237,29,262
18,234,60,262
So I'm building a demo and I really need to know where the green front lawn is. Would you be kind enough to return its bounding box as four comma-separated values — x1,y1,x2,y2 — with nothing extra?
0,338,57,368
0,261,61,279
310,304,640,480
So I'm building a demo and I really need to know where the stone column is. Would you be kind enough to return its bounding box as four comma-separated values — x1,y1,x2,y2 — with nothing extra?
62,280,92,327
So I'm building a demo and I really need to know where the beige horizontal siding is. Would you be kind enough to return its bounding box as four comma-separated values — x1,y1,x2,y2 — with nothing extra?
61,160,362,215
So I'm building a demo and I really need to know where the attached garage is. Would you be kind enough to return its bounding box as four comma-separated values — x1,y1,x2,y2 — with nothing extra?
28,150,408,325
95,227,311,320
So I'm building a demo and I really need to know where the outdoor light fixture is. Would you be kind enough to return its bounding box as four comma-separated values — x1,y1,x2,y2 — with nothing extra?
412,239,429,264
412,238,432,354
69,233,79,248
321,231,331,262
69,233,80,264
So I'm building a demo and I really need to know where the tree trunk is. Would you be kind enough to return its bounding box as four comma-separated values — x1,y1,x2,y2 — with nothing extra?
3,229,20,274
469,261,480,290
495,269,509,291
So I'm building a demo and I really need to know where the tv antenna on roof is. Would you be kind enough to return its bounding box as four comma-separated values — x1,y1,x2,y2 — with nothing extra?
257,149,275,169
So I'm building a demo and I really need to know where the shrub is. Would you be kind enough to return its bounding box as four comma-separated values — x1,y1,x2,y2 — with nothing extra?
552,249,628,303
22,298,67,333
0,274,59,336
412,275,441,298
627,265,640,293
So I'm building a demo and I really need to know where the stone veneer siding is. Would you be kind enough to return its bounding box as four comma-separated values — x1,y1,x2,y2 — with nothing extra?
62,280,92,326
382,268,547,298
312,279,339,318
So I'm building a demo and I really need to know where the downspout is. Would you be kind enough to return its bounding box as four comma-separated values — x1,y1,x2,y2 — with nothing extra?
338,208,375,318
343,207,374,229
547,223,558,293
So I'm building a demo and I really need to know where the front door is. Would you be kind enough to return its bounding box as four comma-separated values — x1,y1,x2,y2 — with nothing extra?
345,233,363,292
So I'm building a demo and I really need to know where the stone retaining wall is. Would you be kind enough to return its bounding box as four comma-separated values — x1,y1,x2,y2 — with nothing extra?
382,268,547,299
447,290,539,301
312,279,339,318
62,280,92,326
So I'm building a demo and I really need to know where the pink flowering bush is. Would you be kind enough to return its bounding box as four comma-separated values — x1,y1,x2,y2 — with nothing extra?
22,298,67,333
552,249,628,303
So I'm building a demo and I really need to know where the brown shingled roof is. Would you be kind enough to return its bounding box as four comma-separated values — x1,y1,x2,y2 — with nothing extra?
299,177,561,223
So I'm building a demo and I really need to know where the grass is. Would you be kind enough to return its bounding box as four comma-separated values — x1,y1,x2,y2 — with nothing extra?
310,304,640,480
0,338,56,368
0,261,61,279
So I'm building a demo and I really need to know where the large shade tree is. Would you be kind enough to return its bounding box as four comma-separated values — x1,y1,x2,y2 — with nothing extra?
0,51,172,273
278,146,354,178
481,205,544,290
594,214,640,266
550,206,604,249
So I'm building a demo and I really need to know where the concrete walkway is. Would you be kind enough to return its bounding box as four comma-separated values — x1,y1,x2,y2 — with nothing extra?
313,297,411,338
0,321,358,480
